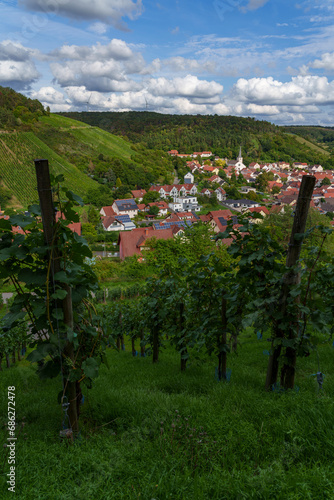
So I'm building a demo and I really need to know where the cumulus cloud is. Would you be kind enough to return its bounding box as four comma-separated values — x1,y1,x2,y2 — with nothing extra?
51,60,141,91
49,40,149,91
0,40,39,89
246,103,280,115
30,86,71,111
18,0,143,29
232,76,334,106
311,52,334,71
31,86,66,104
49,39,135,61
146,75,223,99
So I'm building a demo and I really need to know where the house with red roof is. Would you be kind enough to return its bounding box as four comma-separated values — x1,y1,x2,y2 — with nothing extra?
118,226,183,260
131,189,147,202
100,206,116,217
209,174,224,185
215,187,226,201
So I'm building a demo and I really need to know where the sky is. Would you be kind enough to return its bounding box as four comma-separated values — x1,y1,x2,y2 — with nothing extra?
1,0,334,125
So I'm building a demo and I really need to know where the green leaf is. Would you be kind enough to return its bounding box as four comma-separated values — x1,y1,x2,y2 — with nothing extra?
82,357,99,379
51,289,68,300
18,268,47,286
66,190,84,206
10,214,35,228
0,218,11,231
52,309,64,321
66,329,77,342
37,360,61,379
28,204,42,216
53,271,70,283
54,174,65,183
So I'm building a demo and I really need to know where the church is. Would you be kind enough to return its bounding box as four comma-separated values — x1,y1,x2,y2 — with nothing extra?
225,146,247,172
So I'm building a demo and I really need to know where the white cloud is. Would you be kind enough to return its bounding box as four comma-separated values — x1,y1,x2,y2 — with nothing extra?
246,103,280,115
0,40,39,88
30,86,66,104
30,86,71,111
49,40,149,91
147,75,223,98
0,60,39,85
88,22,108,35
18,0,143,29
311,52,334,71
49,39,135,61
232,76,334,106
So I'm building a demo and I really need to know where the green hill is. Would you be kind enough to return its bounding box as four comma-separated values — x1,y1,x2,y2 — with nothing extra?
34,114,174,191
61,111,334,169
284,126,334,153
0,130,97,208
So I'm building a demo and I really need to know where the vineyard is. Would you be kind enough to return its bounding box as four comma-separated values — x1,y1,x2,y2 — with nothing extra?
0,131,97,207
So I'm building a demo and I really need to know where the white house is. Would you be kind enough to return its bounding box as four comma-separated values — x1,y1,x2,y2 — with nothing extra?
215,187,226,201
112,199,138,218
169,195,201,212
102,215,136,231
184,172,195,184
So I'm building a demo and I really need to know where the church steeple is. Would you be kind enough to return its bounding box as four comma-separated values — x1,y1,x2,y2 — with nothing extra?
237,145,242,163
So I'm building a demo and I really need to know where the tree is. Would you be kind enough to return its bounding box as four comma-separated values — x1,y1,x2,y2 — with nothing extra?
88,206,101,226
143,191,160,204
321,177,331,186
116,177,122,188
148,205,159,216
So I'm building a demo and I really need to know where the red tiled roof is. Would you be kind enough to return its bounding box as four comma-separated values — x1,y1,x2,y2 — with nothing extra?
208,209,233,219
118,227,176,259
248,206,270,215
101,206,116,217
131,189,147,198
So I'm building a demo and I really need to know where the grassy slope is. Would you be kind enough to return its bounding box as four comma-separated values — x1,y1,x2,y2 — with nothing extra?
39,114,137,161
0,114,143,208
0,333,333,499
285,132,330,157
0,130,97,208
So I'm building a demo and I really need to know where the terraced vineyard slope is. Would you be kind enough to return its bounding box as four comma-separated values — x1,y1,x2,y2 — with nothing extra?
0,131,97,207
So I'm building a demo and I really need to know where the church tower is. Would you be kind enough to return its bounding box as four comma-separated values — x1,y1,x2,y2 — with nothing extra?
237,146,242,163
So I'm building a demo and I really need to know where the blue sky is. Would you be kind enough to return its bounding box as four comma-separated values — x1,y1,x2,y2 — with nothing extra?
1,0,334,124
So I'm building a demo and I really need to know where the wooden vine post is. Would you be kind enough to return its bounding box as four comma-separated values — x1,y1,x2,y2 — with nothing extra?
34,159,79,433
218,293,227,381
179,301,188,372
265,174,316,391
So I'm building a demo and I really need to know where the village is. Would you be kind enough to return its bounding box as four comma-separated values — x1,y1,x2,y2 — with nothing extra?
96,147,334,260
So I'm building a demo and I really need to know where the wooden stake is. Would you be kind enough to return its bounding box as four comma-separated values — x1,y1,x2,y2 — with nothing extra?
265,175,316,391
34,159,79,432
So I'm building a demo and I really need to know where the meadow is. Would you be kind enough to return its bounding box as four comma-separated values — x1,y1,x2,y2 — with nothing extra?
1,332,333,499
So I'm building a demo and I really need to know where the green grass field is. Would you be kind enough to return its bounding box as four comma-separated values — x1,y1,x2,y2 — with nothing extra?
1,332,333,499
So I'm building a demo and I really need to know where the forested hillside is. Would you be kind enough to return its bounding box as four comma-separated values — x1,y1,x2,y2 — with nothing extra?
60,111,334,169
284,125,334,152
0,85,45,129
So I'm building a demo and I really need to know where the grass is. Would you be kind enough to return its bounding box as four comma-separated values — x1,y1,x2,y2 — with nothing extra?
0,130,97,207
284,133,330,157
1,332,334,499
